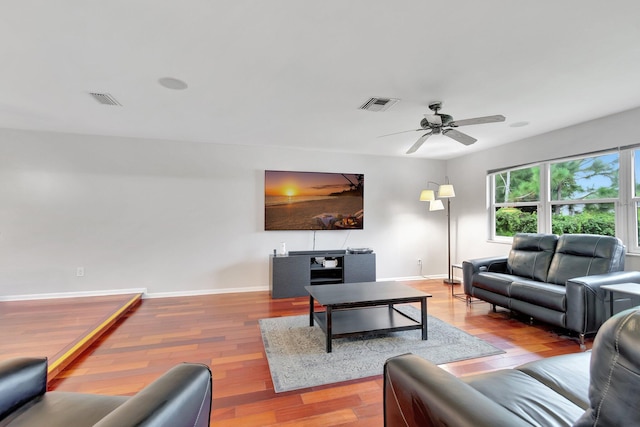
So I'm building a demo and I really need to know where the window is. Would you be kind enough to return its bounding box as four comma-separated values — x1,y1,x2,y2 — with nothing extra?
490,152,620,241
492,165,540,237
549,153,618,236
632,149,640,248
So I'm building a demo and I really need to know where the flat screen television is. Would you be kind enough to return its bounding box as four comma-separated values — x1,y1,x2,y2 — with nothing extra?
265,170,364,230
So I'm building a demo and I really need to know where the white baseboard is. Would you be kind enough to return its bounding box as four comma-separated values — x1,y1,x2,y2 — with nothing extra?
381,274,447,281
0,288,148,302
144,277,448,298
145,286,268,299
0,275,451,302
144,276,449,298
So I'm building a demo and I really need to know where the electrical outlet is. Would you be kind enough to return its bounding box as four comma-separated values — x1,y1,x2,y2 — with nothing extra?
76,267,84,277
417,259,422,265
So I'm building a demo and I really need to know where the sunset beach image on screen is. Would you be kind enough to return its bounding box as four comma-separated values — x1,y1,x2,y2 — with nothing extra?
264,171,364,230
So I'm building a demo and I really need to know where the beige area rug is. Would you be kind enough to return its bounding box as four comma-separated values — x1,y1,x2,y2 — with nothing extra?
259,305,504,392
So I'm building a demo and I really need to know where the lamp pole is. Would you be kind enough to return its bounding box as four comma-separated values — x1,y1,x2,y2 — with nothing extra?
443,197,460,285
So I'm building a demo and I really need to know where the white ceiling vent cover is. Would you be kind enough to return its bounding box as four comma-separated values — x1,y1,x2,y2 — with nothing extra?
359,97,399,112
89,92,122,106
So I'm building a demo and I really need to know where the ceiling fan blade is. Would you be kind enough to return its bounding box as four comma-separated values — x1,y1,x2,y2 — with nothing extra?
443,128,477,146
406,132,432,154
424,114,442,126
378,129,422,138
449,115,506,127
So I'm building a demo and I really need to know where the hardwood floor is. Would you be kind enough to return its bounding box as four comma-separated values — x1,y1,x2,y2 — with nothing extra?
9,280,589,426
0,293,141,380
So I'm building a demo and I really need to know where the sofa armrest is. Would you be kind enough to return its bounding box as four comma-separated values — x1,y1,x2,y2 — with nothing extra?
566,270,640,336
462,257,508,294
93,363,212,427
463,256,508,273
384,353,529,427
0,357,48,420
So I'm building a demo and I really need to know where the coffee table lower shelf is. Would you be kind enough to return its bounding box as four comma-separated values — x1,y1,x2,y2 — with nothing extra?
312,306,425,352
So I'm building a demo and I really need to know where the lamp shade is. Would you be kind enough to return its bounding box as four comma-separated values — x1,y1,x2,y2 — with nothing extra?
429,199,445,211
419,189,435,201
438,184,455,198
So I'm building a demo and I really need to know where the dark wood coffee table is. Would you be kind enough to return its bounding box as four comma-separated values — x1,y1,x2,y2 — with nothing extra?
305,281,432,352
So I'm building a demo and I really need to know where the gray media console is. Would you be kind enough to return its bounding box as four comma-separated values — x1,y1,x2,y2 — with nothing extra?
269,249,376,298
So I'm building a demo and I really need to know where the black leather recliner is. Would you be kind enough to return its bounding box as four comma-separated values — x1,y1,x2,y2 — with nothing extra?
0,357,212,426
384,306,640,426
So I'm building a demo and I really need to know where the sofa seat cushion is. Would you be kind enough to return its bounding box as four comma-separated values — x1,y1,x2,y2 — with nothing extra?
472,272,519,296
2,392,127,427
516,352,591,410
463,370,585,427
510,280,567,311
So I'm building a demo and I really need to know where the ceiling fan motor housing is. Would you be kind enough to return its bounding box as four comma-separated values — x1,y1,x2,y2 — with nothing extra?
420,114,453,129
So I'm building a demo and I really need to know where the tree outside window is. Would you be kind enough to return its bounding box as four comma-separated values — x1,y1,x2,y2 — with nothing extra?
492,153,619,238
550,154,618,237
493,166,540,237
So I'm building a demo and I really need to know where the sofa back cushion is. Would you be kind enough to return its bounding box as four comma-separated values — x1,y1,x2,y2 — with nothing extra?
0,357,47,421
546,234,625,285
93,363,212,427
507,233,559,282
573,307,640,427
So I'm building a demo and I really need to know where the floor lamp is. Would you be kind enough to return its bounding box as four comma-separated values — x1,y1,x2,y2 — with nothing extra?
419,179,460,285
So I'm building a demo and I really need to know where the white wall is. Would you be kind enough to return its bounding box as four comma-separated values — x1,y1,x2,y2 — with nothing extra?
6,107,639,298
446,106,640,271
0,128,448,297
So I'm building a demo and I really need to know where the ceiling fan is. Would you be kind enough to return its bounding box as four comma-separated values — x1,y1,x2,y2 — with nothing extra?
390,101,506,154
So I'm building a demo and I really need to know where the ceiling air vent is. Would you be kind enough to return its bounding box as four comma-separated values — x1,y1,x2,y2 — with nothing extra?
358,97,399,112
89,92,122,106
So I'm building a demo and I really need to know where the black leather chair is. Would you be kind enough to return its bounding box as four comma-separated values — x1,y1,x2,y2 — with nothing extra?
384,306,640,426
0,357,212,426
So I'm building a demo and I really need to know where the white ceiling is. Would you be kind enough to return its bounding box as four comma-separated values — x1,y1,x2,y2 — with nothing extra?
3,1,640,159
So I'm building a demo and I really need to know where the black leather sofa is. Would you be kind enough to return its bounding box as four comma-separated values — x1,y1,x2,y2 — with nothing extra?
0,357,212,426
384,306,640,427
462,233,640,346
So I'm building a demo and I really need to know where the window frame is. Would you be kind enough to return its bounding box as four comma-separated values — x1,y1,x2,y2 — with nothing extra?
488,149,628,248
490,163,542,240
626,149,639,253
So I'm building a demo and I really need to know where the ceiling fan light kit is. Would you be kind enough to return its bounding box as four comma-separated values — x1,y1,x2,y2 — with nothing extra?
399,101,505,154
